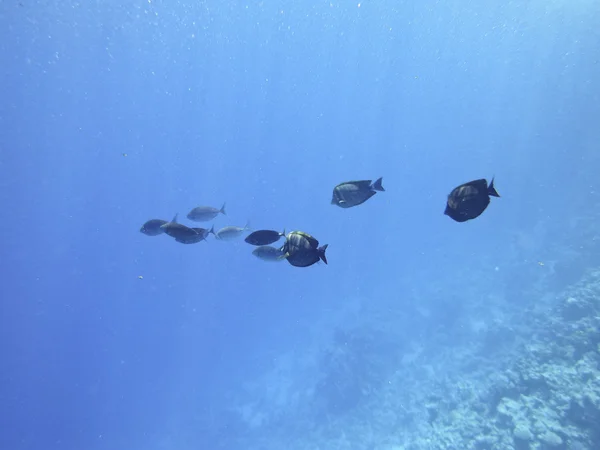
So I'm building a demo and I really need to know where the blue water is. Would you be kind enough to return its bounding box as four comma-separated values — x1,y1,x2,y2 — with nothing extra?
1,1,599,449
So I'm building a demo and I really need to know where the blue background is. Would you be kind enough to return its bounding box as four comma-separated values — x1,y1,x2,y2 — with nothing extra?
1,1,599,449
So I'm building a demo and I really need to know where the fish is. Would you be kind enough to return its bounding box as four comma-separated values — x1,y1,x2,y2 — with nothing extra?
140,214,178,236
173,226,215,244
281,231,328,268
215,221,251,241
244,229,286,246
192,225,215,240
175,234,204,244
187,203,226,222
252,245,287,262
160,221,199,241
331,177,385,208
444,178,500,222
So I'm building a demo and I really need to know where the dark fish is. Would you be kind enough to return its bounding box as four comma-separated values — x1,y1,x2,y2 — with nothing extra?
445,178,500,222
281,231,328,268
140,214,178,236
160,221,199,240
244,229,285,246
192,225,215,240
174,226,215,244
215,221,251,241
252,245,287,262
175,234,204,244
331,177,385,208
187,203,226,222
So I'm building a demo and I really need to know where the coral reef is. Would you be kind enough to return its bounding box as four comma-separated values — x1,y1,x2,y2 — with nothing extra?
393,268,600,450
312,327,400,418
229,267,600,450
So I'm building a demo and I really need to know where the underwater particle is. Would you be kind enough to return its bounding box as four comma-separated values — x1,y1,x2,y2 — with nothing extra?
331,177,385,208
187,203,226,222
138,275,143,280
122,153,127,157
245,229,286,246
444,178,500,222
140,213,178,236
281,231,328,267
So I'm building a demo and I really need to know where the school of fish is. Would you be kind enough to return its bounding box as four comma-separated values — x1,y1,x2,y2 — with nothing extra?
140,177,500,268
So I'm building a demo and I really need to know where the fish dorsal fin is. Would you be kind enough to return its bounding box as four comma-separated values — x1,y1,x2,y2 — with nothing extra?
171,213,179,223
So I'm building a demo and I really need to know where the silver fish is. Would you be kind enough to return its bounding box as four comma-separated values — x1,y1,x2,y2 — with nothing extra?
252,245,287,262
215,221,251,241
187,203,226,222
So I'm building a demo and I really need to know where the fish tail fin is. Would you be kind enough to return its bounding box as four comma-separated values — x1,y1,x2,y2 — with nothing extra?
171,213,179,223
319,244,328,265
488,178,500,197
372,177,385,192
281,228,286,237
209,225,215,235
220,203,227,215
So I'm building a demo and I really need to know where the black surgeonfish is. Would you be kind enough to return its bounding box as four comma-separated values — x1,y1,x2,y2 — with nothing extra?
331,177,385,208
187,203,226,222
160,221,199,241
445,178,500,222
193,226,215,240
175,234,204,244
245,229,285,246
281,231,328,268
140,214,178,236
174,226,215,244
